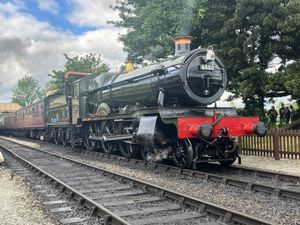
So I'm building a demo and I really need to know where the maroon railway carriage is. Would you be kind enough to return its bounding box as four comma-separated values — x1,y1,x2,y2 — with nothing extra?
15,101,45,129
4,100,45,138
3,113,16,130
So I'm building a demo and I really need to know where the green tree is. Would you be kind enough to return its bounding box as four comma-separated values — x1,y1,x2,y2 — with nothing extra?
283,60,300,99
49,53,110,91
203,0,299,116
266,0,300,115
12,76,45,107
280,59,300,118
110,0,206,61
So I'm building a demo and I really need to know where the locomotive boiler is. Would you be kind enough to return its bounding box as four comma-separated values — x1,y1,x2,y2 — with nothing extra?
87,48,226,108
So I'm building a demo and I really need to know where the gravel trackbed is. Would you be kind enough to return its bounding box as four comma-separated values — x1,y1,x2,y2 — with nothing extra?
0,166,58,225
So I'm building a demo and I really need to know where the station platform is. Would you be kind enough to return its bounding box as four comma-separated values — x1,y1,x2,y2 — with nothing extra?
234,155,300,176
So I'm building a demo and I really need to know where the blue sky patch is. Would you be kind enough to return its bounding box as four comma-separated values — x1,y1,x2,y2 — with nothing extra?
1,0,97,35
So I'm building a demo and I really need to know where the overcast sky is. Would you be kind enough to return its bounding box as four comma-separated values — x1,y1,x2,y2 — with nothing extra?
0,0,126,102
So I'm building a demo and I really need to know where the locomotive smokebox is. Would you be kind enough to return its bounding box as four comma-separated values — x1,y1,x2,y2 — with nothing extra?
174,35,193,56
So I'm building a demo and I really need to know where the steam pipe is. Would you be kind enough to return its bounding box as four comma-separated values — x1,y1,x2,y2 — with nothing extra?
211,114,224,127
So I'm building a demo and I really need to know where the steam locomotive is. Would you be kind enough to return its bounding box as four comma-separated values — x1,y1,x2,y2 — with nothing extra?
0,35,267,168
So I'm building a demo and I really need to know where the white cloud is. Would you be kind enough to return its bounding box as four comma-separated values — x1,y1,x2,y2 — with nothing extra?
36,0,60,14
0,1,23,14
67,0,119,27
0,1,126,102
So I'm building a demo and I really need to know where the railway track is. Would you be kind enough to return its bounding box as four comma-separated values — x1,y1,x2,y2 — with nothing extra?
82,149,300,201
4,136,299,201
0,137,272,225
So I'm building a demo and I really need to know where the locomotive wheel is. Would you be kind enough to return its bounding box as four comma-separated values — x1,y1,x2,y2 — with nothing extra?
85,124,98,151
101,121,118,154
141,145,156,162
61,130,67,146
172,138,193,169
120,142,138,159
71,140,77,150
54,130,59,145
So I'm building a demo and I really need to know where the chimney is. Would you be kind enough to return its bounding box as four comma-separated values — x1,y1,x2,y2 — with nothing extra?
174,35,193,56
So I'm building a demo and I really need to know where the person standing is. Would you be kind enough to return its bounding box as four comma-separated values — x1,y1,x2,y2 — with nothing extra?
284,106,291,125
267,106,278,128
290,105,295,122
279,103,286,126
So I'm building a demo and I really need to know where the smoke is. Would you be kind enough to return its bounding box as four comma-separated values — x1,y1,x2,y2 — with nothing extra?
180,0,195,35
145,44,164,61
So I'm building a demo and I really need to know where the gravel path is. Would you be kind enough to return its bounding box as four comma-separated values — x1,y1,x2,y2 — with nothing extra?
0,166,58,225
2,136,300,225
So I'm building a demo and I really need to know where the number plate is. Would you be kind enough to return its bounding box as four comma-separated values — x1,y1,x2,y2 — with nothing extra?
200,64,214,71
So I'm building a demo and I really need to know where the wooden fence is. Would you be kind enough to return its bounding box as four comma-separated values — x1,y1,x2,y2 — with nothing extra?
239,129,300,160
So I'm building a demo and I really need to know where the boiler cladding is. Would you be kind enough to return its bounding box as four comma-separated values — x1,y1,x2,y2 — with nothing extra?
83,48,227,110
